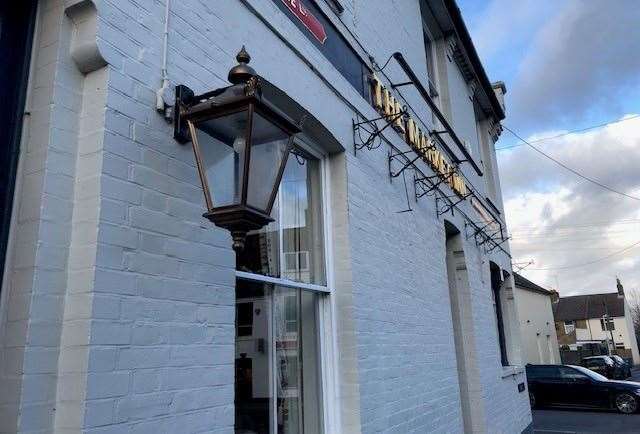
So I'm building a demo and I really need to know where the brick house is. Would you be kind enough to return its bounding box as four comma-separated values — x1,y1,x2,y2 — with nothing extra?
0,0,531,433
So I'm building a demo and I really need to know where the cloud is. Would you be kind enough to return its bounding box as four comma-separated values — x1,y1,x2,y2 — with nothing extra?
463,0,553,62
508,0,640,131
499,115,640,295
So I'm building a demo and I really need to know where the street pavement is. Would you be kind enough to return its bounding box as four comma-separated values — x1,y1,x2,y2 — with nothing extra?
532,368,640,434
532,409,640,434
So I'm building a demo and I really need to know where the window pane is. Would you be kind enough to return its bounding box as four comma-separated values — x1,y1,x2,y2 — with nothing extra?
559,367,588,380
237,150,326,285
274,286,321,434
236,280,271,434
237,195,280,278
235,280,322,434
281,154,326,285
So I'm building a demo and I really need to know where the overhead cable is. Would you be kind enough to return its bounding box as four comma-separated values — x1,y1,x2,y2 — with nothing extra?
502,126,640,201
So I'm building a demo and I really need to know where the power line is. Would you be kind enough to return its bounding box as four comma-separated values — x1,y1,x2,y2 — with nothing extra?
524,239,640,271
508,219,640,230
502,126,640,201
496,115,640,151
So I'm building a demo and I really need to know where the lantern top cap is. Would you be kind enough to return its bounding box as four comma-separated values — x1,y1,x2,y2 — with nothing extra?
228,46,257,85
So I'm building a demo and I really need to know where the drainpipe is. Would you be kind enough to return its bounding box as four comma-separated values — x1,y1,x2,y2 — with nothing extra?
156,0,171,113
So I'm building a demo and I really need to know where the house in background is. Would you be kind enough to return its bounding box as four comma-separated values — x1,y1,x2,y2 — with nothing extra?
553,280,640,365
514,273,560,364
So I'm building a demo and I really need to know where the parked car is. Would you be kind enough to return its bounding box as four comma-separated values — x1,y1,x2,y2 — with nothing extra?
526,364,640,414
611,354,632,379
582,355,623,379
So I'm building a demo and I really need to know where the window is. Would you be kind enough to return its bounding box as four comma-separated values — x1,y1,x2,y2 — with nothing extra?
237,149,325,286
235,149,327,434
564,321,576,334
584,359,604,368
526,365,560,380
600,318,615,331
559,366,589,381
284,251,310,273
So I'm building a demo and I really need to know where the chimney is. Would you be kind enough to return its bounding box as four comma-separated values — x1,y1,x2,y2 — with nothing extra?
492,81,507,114
617,277,625,298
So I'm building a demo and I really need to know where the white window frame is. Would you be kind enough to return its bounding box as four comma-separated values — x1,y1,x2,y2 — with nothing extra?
234,137,340,434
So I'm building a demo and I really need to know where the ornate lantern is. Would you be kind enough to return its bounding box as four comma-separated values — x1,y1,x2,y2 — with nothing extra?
174,47,300,252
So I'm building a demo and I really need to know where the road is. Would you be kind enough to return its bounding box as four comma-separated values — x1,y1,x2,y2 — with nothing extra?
532,368,640,434
532,409,640,434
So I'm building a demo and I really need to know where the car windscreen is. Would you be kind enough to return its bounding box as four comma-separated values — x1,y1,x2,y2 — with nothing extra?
570,365,609,382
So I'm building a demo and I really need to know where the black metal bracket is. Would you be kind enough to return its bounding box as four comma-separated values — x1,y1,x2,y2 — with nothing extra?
388,150,420,179
174,84,195,143
391,81,414,89
436,192,472,217
353,110,407,154
414,173,445,199
486,235,511,253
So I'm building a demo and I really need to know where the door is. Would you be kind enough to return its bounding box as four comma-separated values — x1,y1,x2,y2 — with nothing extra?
528,366,567,406
0,1,38,288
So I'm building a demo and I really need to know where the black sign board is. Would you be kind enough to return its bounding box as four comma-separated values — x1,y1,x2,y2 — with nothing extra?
272,0,369,99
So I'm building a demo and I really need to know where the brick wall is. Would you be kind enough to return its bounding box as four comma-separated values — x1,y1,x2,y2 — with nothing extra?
0,0,532,432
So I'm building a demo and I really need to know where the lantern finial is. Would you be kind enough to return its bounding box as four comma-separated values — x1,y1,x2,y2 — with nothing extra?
228,46,256,85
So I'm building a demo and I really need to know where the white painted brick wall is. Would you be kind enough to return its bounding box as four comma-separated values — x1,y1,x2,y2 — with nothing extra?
0,0,531,432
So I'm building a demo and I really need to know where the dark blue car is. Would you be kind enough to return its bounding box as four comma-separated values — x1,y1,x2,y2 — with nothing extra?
526,364,640,414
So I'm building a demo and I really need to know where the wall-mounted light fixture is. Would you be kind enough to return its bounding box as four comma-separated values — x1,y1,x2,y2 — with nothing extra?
174,47,301,252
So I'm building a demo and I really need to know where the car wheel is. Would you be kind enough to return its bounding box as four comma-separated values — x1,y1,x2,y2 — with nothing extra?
615,393,638,414
529,392,536,408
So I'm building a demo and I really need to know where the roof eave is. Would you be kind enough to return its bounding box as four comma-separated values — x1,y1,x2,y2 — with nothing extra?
440,0,506,121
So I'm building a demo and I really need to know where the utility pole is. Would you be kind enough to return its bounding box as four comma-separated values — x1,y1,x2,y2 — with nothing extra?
603,313,612,356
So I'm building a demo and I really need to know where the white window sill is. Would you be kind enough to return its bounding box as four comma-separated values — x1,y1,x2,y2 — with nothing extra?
501,365,525,378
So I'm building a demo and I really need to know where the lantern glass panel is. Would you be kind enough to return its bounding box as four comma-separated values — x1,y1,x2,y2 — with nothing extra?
192,110,249,208
246,112,291,212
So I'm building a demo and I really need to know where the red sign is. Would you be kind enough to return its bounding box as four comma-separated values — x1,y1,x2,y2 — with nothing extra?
281,0,327,44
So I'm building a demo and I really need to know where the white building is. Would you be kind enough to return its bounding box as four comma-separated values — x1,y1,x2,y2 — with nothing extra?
513,273,560,365
554,281,640,365
0,1,532,433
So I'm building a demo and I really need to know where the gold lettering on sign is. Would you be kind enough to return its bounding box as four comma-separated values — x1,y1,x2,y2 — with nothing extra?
369,74,468,198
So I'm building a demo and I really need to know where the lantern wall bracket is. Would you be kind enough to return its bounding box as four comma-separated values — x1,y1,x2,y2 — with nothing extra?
174,84,196,144
352,109,407,154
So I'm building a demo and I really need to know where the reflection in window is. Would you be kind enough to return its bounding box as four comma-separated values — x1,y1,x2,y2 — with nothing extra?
235,280,321,434
600,318,615,331
564,320,575,334
237,151,325,285
237,302,254,337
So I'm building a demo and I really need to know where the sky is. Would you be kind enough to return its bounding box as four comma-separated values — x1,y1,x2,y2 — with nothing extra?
457,0,640,296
